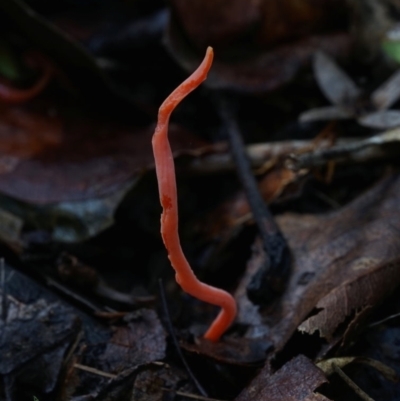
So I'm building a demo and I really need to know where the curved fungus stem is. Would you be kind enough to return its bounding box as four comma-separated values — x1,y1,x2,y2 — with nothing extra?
152,47,237,342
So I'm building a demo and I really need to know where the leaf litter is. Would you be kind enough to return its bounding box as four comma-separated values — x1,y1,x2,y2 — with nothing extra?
236,174,400,350
0,1,400,401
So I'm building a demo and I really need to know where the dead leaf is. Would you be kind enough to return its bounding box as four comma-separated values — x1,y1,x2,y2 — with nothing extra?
131,365,189,401
300,52,400,129
199,166,302,243
313,51,361,107
167,24,351,93
102,309,166,373
166,0,351,93
298,260,400,341
236,174,400,353
0,104,206,204
169,0,347,52
0,297,80,376
235,355,330,401
0,272,81,397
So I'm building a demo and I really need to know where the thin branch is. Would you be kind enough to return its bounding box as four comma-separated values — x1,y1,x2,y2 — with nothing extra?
333,364,375,401
369,312,400,327
214,94,290,304
287,128,400,171
74,363,117,379
187,139,355,175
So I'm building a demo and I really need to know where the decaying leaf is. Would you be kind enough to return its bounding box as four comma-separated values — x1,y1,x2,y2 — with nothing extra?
166,0,351,92
131,365,191,401
298,259,400,341
169,0,348,51
235,355,330,401
300,52,400,129
0,105,206,204
0,102,208,241
236,174,400,353
0,261,168,400
102,309,166,373
196,138,324,245
313,51,361,107
0,274,81,396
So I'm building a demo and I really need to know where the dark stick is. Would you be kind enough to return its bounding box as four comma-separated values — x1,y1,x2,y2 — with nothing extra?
158,279,208,397
214,93,291,304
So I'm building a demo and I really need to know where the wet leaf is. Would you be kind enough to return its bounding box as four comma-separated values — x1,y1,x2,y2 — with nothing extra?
166,0,351,93
0,105,205,204
300,52,400,129
169,0,348,51
0,270,81,397
358,110,400,129
0,101,208,241
131,364,192,401
298,260,400,341
0,261,168,400
0,297,79,375
235,355,330,401
371,68,400,110
101,309,166,373
299,105,353,123
313,51,361,107
237,174,400,352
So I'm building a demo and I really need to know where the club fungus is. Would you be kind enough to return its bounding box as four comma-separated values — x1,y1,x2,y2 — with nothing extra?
152,47,237,342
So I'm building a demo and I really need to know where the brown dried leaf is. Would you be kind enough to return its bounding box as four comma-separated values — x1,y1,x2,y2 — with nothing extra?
166,0,351,92
200,166,302,241
0,105,206,204
272,175,400,348
235,355,330,401
167,24,351,93
169,0,347,51
131,365,189,401
168,0,262,51
101,309,166,373
298,260,400,341
237,174,400,352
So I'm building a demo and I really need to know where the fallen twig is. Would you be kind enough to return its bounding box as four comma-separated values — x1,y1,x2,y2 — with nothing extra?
214,93,291,305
